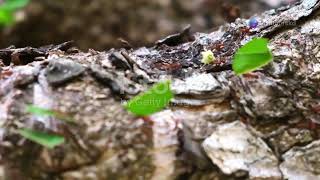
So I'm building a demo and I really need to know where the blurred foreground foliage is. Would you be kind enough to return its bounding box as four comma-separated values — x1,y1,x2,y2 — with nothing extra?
0,0,29,26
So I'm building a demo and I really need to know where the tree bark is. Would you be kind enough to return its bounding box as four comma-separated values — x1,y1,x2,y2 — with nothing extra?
1,0,320,179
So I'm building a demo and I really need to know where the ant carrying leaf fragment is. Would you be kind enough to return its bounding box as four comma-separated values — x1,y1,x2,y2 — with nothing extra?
232,38,273,75
26,104,74,123
124,80,174,116
18,128,65,149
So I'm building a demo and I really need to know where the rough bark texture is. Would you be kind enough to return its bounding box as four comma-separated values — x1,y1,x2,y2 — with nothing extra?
1,0,320,179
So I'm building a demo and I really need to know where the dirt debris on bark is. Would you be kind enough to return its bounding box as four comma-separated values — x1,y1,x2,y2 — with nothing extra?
1,0,320,179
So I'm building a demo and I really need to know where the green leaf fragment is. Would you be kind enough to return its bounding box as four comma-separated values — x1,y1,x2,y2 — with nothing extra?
201,50,215,64
18,128,65,149
0,0,30,11
26,105,56,117
26,105,74,123
0,0,30,25
124,80,174,116
232,38,273,75
0,10,14,25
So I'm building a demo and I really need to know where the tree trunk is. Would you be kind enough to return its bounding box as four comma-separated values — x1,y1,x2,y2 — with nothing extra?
1,0,320,179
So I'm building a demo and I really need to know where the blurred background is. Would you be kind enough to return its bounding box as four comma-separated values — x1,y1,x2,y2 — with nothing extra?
0,0,297,50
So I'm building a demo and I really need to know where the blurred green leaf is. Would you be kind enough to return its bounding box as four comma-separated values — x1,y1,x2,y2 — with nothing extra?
0,0,30,11
26,105,56,117
0,0,30,25
26,104,74,123
232,38,273,75
18,128,65,149
0,10,13,25
124,80,174,116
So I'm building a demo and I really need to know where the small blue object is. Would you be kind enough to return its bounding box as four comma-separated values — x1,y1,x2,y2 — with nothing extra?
249,18,258,29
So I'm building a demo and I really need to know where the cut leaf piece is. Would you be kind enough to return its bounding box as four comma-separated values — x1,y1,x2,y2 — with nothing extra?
232,38,273,75
201,50,215,64
26,105,74,123
124,80,174,116
18,128,65,149
26,105,55,117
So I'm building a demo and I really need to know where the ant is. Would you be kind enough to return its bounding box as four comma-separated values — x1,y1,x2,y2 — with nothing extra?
239,18,258,37
214,42,225,51
0,69,13,79
274,41,291,48
239,27,253,38
243,72,260,79
154,62,182,72
213,57,227,65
